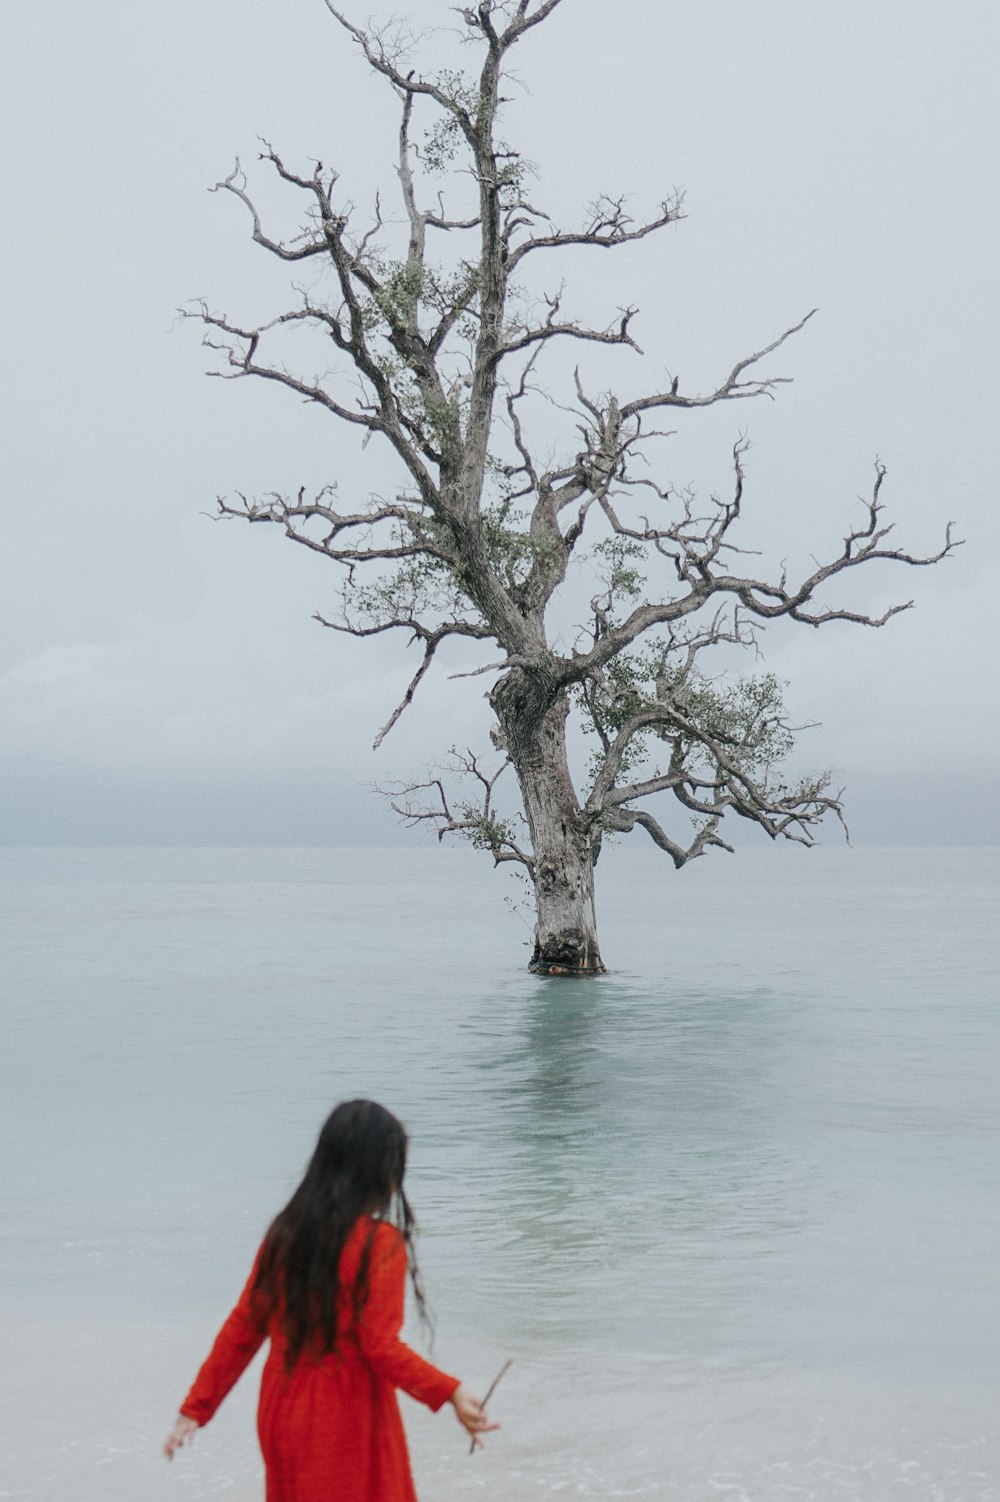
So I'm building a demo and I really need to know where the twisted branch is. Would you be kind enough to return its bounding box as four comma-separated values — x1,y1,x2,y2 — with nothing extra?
379,748,534,868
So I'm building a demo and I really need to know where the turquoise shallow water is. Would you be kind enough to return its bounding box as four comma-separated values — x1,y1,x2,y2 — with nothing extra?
1,844,998,1499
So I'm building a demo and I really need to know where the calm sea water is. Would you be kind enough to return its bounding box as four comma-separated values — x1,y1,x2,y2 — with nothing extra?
1,844,998,1501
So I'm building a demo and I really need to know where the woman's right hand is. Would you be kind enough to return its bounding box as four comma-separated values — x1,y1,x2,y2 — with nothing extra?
449,1383,500,1449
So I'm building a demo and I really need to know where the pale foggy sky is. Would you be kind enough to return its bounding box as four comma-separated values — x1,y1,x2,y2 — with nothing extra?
1,0,997,846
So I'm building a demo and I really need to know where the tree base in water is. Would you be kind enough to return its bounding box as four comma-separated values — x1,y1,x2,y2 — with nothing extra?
529,930,606,976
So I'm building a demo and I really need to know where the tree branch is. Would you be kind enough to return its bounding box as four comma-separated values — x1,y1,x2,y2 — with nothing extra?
215,484,455,570
496,299,641,364
378,747,534,868
621,310,817,418
211,161,329,260
314,614,493,746
502,0,567,42
558,459,959,685
323,4,476,134
601,803,732,869
718,462,960,626
506,192,683,272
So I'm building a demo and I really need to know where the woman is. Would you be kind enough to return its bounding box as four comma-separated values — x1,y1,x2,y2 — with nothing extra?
164,1099,497,1500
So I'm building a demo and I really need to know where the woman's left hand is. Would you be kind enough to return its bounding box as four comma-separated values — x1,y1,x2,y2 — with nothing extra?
164,1413,199,1460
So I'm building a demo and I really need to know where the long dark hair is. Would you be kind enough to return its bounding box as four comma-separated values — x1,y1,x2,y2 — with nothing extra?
251,1100,426,1367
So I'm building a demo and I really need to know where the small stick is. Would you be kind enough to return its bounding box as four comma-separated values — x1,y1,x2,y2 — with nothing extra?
469,1358,513,1455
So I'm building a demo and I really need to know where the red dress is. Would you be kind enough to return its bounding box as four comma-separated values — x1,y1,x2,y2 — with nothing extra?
180,1217,460,1502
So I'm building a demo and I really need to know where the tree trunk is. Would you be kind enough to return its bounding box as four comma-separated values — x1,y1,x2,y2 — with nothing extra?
493,675,605,976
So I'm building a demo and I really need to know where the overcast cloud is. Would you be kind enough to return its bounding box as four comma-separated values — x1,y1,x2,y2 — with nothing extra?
2,0,997,846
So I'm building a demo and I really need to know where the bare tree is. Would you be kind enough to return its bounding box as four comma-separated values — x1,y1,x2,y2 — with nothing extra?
188,0,956,974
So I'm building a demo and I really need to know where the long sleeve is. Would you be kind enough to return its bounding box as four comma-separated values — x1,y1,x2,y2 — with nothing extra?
355,1225,460,1412
179,1253,267,1426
